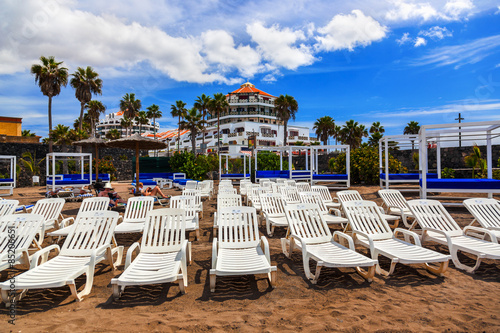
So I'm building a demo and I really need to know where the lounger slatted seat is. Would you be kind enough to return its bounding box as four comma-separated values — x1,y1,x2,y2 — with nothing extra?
336,190,399,224
463,198,500,242
344,200,450,276
0,214,45,273
282,203,377,283
0,199,19,218
408,199,500,273
0,211,121,306
298,192,348,227
111,208,191,299
311,185,340,210
260,192,288,236
114,197,155,234
280,186,300,205
210,206,276,292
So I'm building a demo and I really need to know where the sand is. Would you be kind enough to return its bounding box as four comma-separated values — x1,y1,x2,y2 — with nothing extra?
1,182,499,332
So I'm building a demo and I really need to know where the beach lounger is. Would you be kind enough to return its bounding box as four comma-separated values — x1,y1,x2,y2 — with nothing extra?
0,199,19,218
299,192,348,228
170,196,200,241
213,194,242,234
463,198,500,242
378,189,415,229
0,214,45,274
408,199,500,273
344,200,450,276
111,208,191,299
26,198,65,247
296,182,311,192
260,192,288,236
336,190,399,225
280,186,301,205
0,211,121,306
210,206,276,292
114,197,155,234
182,189,203,218
197,181,212,200
282,203,377,283
311,185,340,209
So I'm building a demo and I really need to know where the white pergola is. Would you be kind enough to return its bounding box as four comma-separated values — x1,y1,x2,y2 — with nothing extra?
254,146,312,182
0,155,16,196
46,153,92,192
219,153,251,181
418,120,500,200
309,145,350,188
379,134,420,190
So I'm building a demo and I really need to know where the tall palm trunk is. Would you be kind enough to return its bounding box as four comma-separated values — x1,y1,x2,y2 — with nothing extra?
217,114,220,153
202,112,206,155
192,133,196,155
284,121,288,146
79,102,85,131
178,115,181,153
48,96,53,153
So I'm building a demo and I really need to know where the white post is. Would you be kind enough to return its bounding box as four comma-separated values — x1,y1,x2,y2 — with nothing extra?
243,154,246,179
487,130,493,198
12,156,16,189
379,139,383,188
88,154,92,185
279,148,283,170
384,138,389,189
218,154,222,181
420,129,428,199
346,146,350,188
288,146,292,179
436,135,441,179
305,147,309,170
52,154,56,192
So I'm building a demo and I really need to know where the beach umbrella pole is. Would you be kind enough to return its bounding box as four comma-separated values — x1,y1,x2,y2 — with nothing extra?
95,144,99,183
135,143,140,194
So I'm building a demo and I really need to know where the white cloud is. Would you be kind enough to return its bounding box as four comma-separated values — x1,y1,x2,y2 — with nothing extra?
412,34,500,67
385,1,439,21
246,22,316,70
496,6,500,14
414,37,427,47
444,0,474,20
419,26,453,40
315,10,387,51
397,32,411,45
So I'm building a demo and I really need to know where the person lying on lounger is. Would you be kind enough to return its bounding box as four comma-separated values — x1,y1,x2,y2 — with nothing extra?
99,183,126,206
138,182,168,198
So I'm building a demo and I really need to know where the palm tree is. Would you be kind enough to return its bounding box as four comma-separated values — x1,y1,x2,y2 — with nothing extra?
369,121,385,135
22,130,36,137
73,114,92,134
171,100,188,153
180,108,206,154
69,128,89,142
208,93,229,153
313,116,335,145
85,100,106,137
135,111,149,134
31,56,68,152
120,116,133,137
333,125,341,145
368,132,383,146
146,104,162,140
106,129,121,140
404,121,420,150
338,120,368,149
274,94,298,146
70,66,103,133
194,94,212,154
120,93,142,119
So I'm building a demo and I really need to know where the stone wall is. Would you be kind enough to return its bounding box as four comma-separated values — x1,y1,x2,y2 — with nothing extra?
0,142,135,187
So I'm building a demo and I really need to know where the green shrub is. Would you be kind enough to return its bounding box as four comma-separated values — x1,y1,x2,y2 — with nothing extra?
119,155,128,160
441,167,455,179
329,146,406,185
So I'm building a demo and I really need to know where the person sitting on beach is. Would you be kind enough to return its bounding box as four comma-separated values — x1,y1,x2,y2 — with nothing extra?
138,182,168,198
99,183,126,206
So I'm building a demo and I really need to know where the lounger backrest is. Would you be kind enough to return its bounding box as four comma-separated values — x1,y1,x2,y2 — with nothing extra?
260,192,286,216
141,208,186,253
240,182,251,196
378,190,408,210
463,198,500,229
79,197,110,214
61,211,120,256
284,203,332,244
250,187,267,205
219,180,232,186
185,180,198,190
218,206,260,249
123,197,155,224
336,190,362,204
407,200,463,236
196,181,211,192
299,192,327,213
280,186,300,205
217,194,242,209
271,183,286,193
296,182,311,192
276,179,286,184
311,186,333,203
0,199,19,218
182,189,202,207
285,180,296,187
31,198,65,222
0,214,45,254
218,187,238,195
170,196,197,219
343,201,393,241
261,181,273,192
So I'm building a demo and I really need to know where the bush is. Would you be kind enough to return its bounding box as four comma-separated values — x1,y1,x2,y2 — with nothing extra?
442,167,455,179
329,146,406,185
119,155,128,160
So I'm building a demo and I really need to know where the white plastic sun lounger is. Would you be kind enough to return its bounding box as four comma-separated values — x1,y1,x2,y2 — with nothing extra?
25,198,66,248
0,199,19,218
210,206,276,292
213,194,242,234
0,214,45,273
463,198,500,243
114,196,155,234
260,192,288,236
280,186,301,205
111,208,191,299
337,190,399,225
299,192,348,228
311,185,340,210
0,211,121,306
344,200,450,276
282,203,377,283
170,196,200,240
378,189,415,229
408,199,500,273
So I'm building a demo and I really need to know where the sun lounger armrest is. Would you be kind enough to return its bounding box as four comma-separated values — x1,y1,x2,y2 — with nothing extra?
389,205,404,216
422,227,453,247
328,208,342,216
464,226,498,243
59,217,75,229
125,242,141,269
30,245,60,269
212,237,218,269
352,230,376,254
333,231,355,250
91,244,112,261
393,228,421,246
260,236,271,263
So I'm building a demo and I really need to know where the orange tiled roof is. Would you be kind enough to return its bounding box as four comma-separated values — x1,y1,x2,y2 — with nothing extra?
229,82,275,98
116,111,124,116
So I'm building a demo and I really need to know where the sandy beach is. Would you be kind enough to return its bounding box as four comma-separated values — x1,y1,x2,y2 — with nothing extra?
1,182,499,332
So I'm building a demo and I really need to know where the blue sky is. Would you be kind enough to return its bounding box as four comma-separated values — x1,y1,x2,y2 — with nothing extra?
0,0,499,140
